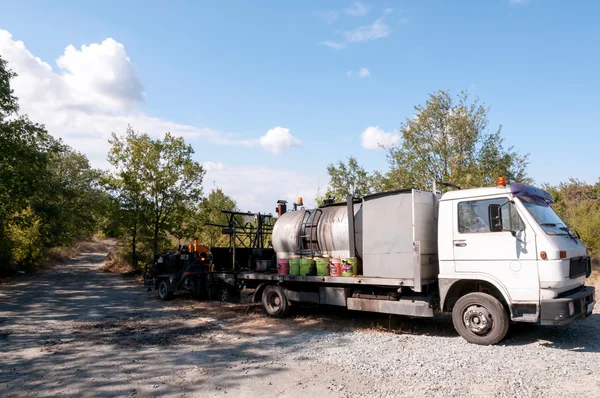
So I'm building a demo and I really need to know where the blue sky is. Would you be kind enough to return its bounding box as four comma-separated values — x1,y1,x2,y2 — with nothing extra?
1,0,599,212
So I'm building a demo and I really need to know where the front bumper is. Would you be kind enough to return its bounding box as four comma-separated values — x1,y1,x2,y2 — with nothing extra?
540,286,595,325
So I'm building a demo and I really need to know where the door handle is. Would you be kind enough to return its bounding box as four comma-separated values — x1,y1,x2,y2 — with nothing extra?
454,241,467,247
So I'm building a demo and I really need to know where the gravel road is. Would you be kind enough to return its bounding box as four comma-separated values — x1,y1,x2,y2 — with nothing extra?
1,246,599,397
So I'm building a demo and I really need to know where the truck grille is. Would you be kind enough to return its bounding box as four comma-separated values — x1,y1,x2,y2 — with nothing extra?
569,256,589,279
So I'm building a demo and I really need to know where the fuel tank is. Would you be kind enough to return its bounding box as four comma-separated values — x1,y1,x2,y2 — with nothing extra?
272,203,363,259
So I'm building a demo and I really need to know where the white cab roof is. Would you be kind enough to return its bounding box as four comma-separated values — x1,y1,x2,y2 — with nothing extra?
440,186,510,201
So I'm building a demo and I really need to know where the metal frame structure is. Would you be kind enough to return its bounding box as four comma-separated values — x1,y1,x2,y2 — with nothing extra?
205,210,275,269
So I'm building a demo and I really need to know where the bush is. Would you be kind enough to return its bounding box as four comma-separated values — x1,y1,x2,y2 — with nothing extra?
4,207,44,271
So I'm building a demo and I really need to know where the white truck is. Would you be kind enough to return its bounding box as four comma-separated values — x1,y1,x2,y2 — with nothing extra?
240,178,595,345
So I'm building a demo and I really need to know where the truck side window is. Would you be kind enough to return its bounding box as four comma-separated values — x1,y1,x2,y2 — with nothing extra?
458,198,523,233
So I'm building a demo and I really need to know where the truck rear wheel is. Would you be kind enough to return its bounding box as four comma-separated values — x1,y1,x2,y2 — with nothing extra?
452,292,509,345
157,279,173,301
261,285,290,318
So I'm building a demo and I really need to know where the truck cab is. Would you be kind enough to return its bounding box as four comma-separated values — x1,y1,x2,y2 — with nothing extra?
437,180,595,344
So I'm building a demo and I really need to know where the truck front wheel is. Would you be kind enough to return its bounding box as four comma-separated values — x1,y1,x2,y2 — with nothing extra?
261,285,290,318
452,292,509,345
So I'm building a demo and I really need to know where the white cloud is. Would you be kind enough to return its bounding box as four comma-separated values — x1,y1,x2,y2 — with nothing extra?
0,29,264,170
202,161,224,171
316,10,341,24
319,16,391,50
203,163,320,213
259,127,302,155
344,17,390,43
344,1,369,17
319,40,348,50
316,1,369,23
361,126,400,149
346,67,370,78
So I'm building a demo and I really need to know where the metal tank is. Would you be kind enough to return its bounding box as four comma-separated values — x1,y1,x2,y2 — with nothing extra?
272,202,363,259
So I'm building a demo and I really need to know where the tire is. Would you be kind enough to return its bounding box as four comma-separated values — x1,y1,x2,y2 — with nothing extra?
261,285,290,318
157,279,173,301
452,292,509,345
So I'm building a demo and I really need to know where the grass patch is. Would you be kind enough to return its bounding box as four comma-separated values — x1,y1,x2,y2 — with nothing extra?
589,261,600,290
99,250,137,274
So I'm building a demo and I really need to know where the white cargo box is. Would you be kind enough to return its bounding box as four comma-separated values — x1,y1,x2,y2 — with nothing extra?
361,189,439,291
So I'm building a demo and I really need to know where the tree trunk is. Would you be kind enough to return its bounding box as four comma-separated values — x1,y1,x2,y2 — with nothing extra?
153,220,159,255
132,224,137,269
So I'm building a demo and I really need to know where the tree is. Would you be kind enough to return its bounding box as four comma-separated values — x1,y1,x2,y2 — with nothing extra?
0,56,58,268
139,133,205,254
107,127,205,262
544,179,600,257
106,126,149,267
41,147,105,245
381,90,530,191
197,188,238,247
323,156,374,202
0,55,104,272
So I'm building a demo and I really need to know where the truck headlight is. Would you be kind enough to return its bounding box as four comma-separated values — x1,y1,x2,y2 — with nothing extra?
568,301,575,316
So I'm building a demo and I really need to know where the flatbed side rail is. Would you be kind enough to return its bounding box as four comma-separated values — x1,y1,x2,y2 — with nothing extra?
230,272,437,288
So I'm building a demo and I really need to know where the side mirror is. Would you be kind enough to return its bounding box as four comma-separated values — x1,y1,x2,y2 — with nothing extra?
488,204,503,232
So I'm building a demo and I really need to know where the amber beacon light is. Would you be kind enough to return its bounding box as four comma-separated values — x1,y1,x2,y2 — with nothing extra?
497,176,507,187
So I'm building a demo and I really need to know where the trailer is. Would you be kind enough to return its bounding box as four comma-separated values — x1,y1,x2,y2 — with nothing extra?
148,180,596,345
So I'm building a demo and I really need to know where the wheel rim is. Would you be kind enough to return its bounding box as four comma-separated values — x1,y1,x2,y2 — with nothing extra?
266,291,281,312
463,305,493,335
159,283,168,297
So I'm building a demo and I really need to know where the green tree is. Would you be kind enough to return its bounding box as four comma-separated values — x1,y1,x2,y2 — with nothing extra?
0,55,104,272
106,126,149,267
324,156,374,202
41,147,105,245
544,179,600,257
0,56,58,269
107,127,206,261
381,90,530,191
197,188,238,247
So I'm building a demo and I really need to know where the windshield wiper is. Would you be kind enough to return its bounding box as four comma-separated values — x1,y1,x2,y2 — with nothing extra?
540,223,557,227
559,226,577,240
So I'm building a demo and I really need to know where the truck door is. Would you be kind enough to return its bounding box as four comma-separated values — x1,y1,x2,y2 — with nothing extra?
452,197,539,303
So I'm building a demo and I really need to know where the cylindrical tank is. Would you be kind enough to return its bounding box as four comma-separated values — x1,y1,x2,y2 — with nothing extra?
272,203,363,259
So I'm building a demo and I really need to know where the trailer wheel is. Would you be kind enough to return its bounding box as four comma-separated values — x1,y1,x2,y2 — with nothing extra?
157,279,173,301
452,292,509,345
261,285,290,318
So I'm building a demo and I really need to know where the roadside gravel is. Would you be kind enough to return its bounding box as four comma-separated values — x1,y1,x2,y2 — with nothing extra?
292,309,600,398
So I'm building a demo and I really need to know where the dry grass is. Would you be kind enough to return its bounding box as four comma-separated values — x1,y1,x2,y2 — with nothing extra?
589,262,600,290
47,237,116,265
99,250,136,274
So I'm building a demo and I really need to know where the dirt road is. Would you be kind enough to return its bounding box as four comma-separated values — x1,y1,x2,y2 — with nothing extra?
1,247,600,397
0,246,376,397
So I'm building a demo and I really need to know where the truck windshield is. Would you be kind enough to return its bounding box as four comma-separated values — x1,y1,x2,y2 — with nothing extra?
518,196,570,235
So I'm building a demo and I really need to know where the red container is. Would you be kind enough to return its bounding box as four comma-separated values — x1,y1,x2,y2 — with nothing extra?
329,258,342,277
277,258,290,275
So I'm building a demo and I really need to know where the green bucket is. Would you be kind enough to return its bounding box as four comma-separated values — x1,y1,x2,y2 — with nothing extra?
341,258,357,277
300,258,313,276
289,257,301,275
315,257,329,276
